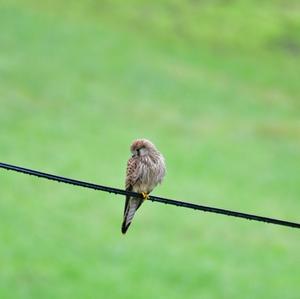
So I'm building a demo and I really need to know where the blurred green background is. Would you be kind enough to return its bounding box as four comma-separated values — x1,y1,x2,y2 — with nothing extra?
1,1,300,298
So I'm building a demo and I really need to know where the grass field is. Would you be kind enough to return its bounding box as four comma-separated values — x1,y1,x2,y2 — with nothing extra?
0,1,300,298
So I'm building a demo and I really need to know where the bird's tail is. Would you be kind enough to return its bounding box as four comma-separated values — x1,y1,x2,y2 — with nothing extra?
122,197,142,234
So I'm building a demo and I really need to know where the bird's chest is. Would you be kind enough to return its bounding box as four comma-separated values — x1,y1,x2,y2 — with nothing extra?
136,159,159,190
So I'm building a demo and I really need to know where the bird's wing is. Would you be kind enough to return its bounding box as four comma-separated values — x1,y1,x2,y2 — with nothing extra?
122,157,145,233
124,157,139,215
125,156,140,189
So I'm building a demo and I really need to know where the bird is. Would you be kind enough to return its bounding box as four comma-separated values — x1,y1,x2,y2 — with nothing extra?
122,138,166,234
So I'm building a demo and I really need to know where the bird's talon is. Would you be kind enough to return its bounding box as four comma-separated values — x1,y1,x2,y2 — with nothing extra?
141,192,149,200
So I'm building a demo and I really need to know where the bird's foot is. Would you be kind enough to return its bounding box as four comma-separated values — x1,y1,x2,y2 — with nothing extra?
141,192,149,200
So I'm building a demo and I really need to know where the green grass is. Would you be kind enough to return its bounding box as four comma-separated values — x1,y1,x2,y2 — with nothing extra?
0,1,300,298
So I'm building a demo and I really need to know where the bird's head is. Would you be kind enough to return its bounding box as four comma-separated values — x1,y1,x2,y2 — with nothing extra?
130,138,157,157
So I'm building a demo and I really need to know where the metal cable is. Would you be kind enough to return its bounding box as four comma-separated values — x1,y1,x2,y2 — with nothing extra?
0,162,299,229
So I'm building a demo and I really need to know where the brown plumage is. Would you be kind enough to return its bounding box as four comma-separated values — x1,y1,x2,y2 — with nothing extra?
122,139,166,234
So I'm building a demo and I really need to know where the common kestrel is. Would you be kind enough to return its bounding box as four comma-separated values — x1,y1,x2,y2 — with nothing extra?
122,139,166,234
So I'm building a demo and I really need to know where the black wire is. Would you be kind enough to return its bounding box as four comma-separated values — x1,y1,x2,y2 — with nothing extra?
0,162,299,229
